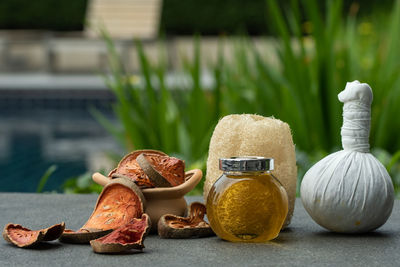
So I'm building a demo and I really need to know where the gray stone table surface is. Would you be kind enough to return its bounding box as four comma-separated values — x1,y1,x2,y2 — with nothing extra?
0,193,399,267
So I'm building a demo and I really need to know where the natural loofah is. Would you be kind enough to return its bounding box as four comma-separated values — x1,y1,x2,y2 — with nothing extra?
204,114,297,227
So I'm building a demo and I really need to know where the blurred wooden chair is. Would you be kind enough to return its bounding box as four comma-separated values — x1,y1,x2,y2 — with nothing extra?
85,0,162,40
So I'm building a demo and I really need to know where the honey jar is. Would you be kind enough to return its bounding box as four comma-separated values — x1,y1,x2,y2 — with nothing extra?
206,157,288,242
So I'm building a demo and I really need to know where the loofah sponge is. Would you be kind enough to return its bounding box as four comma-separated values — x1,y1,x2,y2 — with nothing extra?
203,114,297,227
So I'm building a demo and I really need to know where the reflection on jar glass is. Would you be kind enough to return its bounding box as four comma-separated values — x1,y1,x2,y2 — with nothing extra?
206,157,288,242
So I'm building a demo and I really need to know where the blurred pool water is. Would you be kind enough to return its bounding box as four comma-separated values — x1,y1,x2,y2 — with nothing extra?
0,87,120,192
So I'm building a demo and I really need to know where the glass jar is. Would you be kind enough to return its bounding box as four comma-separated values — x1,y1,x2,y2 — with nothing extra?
206,157,288,242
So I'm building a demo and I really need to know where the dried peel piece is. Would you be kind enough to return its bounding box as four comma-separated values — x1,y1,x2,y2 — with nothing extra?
137,153,185,187
136,154,172,187
83,179,145,230
158,202,214,238
111,163,151,188
109,150,167,188
60,178,145,243
59,228,112,244
90,213,151,254
3,222,65,248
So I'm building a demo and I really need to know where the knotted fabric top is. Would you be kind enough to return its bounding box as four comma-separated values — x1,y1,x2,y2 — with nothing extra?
338,81,372,153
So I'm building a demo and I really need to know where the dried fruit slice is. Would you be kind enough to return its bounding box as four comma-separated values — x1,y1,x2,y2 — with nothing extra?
90,213,151,254
3,222,65,248
137,153,185,187
59,229,112,244
83,178,145,230
60,178,145,243
136,154,172,187
109,150,167,188
158,202,214,238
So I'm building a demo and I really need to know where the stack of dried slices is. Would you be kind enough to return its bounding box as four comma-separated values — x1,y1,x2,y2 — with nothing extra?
108,150,186,188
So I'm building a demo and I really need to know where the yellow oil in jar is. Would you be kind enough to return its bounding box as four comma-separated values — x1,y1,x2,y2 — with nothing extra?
206,172,288,242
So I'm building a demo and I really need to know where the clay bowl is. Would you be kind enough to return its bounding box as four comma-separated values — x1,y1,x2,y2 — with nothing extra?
92,169,202,233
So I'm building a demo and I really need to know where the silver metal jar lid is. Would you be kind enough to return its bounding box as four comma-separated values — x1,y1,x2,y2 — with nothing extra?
219,157,274,172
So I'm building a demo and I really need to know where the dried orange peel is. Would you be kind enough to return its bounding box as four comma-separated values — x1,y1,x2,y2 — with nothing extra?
158,202,214,238
137,153,185,187
90,213,151,254
109,150,167,188
3,222,65,248
60,178,145,243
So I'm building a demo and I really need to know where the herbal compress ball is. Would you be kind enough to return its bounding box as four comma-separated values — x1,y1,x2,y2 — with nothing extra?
301,81,395,233
204,114,297,227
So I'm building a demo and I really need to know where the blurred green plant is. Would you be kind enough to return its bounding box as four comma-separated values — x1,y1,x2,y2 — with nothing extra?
35,165,103,194
92,33,223,177
36,165,57,193
222,0,400,154
92,0,400,197
62,172,103,194
373,149,400,198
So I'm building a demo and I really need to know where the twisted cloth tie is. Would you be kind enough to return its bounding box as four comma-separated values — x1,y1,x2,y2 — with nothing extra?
341,101,370,153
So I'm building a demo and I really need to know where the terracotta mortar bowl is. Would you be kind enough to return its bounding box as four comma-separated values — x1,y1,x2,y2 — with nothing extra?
92,169,203,233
